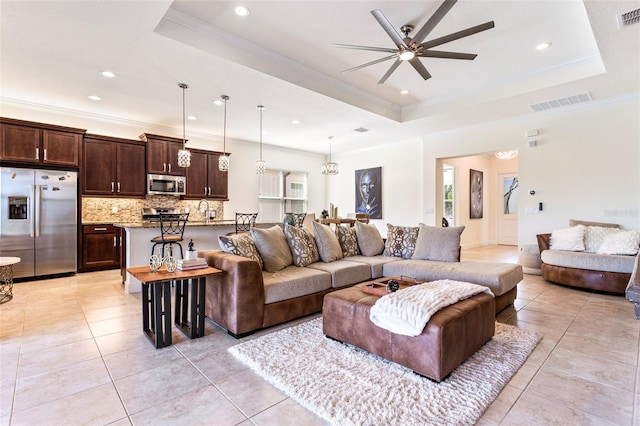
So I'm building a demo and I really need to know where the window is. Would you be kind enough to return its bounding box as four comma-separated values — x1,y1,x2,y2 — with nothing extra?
443,165,454,226
258,169,308,222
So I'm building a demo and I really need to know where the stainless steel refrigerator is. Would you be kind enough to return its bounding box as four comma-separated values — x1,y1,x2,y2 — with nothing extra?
0,167,77,279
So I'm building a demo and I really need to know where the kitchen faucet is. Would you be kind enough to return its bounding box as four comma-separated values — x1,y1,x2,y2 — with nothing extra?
197,199,214,224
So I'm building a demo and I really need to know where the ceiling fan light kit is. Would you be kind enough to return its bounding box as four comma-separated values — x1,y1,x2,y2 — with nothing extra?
335,0,495,84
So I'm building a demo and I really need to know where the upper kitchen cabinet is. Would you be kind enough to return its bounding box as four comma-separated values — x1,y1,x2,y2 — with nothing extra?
0,118,85,167
83,134,146,197
185,149,229,200
141,133,186,176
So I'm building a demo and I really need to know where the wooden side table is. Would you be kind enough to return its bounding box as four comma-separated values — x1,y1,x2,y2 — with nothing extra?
127,266,222,348
0,257,20,304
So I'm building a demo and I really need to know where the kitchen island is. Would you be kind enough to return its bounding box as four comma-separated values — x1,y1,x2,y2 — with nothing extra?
116,220,239,293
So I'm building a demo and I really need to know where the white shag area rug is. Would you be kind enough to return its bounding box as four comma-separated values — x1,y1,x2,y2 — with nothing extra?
229,318,541,426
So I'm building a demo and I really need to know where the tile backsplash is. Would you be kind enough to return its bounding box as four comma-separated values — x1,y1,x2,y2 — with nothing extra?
82,196,223,223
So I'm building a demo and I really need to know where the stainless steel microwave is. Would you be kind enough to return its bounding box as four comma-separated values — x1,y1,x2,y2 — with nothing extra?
147,174,186,196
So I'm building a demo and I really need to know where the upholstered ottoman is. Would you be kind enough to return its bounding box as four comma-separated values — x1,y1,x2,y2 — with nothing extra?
323,283,495,382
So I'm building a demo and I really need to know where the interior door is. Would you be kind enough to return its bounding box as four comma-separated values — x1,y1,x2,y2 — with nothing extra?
497,173,518,246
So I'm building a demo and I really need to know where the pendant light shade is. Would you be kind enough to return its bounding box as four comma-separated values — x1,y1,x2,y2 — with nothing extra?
322,136,339,175
495,150,518,160
256,105,266,174
177,83,191,168
218,95,230,172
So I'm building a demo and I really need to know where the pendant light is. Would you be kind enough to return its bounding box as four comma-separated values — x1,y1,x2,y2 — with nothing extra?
322,136,339,175
177,83,191,168
256,105,266,174
218,95,230,171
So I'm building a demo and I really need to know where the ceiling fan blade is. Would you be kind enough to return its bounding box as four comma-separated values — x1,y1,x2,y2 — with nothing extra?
333,43,398,54
378,59,402,84
408,58,432,80
417,50,477,60
371,9,408,49
342,54,398,73
420,21,495,50
412,0,457,44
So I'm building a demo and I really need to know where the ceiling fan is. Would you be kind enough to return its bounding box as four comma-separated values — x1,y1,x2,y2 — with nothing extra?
334,0,495,84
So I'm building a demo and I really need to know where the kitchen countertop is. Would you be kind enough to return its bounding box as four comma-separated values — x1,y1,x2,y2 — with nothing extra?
111,220,237,228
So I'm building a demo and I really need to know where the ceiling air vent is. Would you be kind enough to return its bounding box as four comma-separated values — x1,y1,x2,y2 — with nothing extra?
529,93,592,112
354,127,369,133
617,8,640,28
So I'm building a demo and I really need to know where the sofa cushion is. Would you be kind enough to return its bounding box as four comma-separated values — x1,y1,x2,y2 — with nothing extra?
355,221,384,256
383,260,522,297
550,225,585,251
346,255,403,279
284,224,320,267
412,224,464,262
251,225,293,272
218,234,264,269
307,259,371,288
584,226,622,252
541,249,636,274
383,224,419,259
336,225,360,257
312,221,344,262
596,230,640,256
262,266,332,304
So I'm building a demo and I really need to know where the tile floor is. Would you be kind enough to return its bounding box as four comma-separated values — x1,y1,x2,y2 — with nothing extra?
1,245,638,425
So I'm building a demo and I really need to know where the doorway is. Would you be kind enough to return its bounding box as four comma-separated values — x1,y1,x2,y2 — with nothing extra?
497,173,519,245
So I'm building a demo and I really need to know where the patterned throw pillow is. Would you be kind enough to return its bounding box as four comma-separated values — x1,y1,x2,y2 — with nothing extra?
584,226,621,252
312,221,344,262
218,234,264,269
596,230,640,255
383,224,419,258
335,225,359,257
284,224,320,267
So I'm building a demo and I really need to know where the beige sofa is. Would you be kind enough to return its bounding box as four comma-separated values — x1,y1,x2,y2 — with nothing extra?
200,222,522,337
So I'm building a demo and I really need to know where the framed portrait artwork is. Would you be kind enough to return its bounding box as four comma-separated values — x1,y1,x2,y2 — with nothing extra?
469,169,483,219
355,167,382,219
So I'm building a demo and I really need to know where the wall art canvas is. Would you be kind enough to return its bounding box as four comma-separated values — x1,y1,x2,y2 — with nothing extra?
469,169,483,219
355,167,382,219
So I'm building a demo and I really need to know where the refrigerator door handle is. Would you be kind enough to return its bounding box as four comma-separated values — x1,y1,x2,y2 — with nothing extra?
34,184,41,237
29,184,36,237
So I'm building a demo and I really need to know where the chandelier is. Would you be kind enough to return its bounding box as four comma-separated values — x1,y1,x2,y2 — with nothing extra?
218,95,230,171
256,105,266,174
322,136,339,175
176,83,191,168
495,150,518,160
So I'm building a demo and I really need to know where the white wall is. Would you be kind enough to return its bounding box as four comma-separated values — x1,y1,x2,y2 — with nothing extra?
1,102,327,221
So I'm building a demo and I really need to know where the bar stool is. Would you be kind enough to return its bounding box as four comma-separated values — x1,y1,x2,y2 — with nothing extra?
150,213,189,259
231,212,258,235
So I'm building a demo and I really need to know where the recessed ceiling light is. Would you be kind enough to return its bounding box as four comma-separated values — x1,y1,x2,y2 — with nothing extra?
400,89,409,95
88,95,102,101
291,119,300,125
235,5,250,16
536,42,552,51
187,115,197,120
213,99,223,106
101,70,115,78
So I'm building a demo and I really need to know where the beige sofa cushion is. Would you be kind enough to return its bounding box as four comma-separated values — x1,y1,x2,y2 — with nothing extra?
251,225,293,272
308,259,371,288
541,250,636,274
355,221,384,256
346,255,403,279
313,221,343,262
262,266,331,304
412,224,464,262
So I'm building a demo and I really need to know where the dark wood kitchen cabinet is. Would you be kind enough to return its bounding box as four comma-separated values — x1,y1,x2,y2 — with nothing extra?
141,133,186,176
83,134,146,197
0,118,85,167
82,224,120,271
184,149,229,200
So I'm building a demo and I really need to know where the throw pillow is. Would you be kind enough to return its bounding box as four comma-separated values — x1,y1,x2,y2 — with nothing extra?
354,221,385,256
312,221,343,262
412,224,465,262
584,226,621,252
383,223,420,259
597,230,640,255
218,234,264,269
335,225,359,257
250,225,293,272
550,225,585,251
284,224,320,267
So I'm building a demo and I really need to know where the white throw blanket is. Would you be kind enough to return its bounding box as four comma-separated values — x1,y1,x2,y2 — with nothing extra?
369,280,493,336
